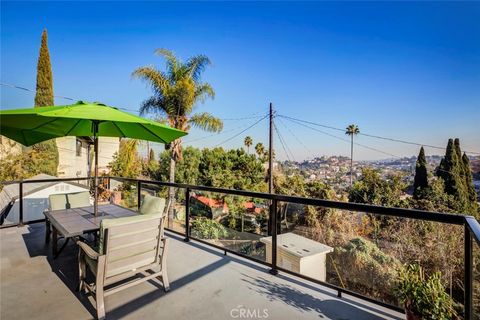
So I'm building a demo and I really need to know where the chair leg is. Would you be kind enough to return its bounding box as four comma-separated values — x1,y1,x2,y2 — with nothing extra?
52,227,58,256
45,219,51,244
96,288,105,320
160,238,170,292
77,250,86,292
96,256,106,320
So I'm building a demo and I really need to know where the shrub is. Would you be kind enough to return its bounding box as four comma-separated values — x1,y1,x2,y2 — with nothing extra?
329,237,400,302
395,264,456,319
191,217,228,240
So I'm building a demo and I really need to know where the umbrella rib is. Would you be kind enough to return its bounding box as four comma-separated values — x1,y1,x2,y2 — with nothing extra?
64,119,82,136
31,117,60,130
112,122,126,137
19,117,60,146
139,123,168,144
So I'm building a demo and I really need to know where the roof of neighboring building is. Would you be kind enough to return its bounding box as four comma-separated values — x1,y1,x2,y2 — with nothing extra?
0,174,88,212
192,195,229,212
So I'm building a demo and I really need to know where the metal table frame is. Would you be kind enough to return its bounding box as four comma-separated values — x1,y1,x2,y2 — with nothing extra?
44,204,138,258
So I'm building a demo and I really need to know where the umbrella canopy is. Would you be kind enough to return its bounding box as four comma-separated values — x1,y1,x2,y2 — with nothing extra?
0,101,187,215
0,101,186,146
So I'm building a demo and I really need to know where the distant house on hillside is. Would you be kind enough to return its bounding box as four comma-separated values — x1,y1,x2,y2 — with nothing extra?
0,174,90,225
190,194,229,219
56,137,119,177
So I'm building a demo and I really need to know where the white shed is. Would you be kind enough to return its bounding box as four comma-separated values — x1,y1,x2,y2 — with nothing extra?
0,174,90,225
260,232,333,282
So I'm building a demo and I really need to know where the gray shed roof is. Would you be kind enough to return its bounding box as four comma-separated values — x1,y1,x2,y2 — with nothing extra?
0,174,88,213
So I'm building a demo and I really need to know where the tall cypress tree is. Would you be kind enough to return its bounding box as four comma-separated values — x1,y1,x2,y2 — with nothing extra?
437,138,473,214
462,152,478,204
32,29,58,175
413,146,429,199
34,29,54,107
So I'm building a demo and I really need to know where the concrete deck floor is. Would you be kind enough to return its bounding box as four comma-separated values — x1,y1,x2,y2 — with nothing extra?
0,223,404,320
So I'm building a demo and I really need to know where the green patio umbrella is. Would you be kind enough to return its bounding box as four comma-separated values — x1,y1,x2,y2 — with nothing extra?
0,101,187,215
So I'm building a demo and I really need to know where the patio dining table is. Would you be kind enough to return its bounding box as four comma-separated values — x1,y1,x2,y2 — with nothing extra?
44,204,138,258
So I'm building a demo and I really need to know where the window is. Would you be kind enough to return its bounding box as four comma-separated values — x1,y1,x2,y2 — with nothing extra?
76,139,82,157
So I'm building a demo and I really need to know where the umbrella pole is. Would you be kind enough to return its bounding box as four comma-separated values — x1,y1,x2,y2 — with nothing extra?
93,122,99,216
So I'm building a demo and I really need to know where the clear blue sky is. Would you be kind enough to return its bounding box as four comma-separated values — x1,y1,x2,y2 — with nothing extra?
1,1,479,160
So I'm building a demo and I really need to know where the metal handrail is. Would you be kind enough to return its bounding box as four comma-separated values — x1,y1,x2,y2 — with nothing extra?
1,175,479,318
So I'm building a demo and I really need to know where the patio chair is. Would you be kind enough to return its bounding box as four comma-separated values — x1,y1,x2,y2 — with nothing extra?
77,213,169,320
45,191,92,244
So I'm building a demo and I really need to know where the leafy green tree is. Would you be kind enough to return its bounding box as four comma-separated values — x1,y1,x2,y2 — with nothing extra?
244,136,253,154
132,49,223,226
345,124,360,186
254,142,265,160
462,152,478,206
436,138,476,214
109,139,141,178
191,217,228,240
31,29,59,176
0,147,59,184
35,29,54,107
349,168,407,207
413,147,428,199
153,146,265,192
437,139,464,198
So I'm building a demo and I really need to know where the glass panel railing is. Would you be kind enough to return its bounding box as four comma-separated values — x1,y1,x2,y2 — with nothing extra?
188,190,270,263
474,242,480,319
140,182,186,235
276,201,464,313
0,182,20,227
107,177,138,211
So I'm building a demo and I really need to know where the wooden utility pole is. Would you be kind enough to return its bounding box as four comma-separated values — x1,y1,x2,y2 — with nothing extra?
268,102,274,194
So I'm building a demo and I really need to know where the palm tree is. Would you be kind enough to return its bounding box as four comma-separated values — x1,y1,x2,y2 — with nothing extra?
244,136,253,154
345,124,360,186
255,142,265,158
133,49,223,227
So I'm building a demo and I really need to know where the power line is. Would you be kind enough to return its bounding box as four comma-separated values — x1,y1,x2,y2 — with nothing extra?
274,122,295,162
278,114,480,155
214,114,269,147
0,82,141,114
184,123,252,143
276,116,315,160
1,82,76,101
283,116,400,158
283,116,466,178
219,113,265,121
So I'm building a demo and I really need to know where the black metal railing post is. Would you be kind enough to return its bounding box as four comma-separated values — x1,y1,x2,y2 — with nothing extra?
269,198,278,275
137,181,142,211
18,182,24,226
184,188,190,242
465,224,473,320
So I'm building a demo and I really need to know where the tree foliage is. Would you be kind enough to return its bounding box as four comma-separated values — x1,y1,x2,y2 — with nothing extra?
413,146,429,199
0,146,58,183
132,49,222,162
34,29,54,107
109,139,142,178
244,136,253,153
349,168,407,207
437,138,478,215
153,146,266,192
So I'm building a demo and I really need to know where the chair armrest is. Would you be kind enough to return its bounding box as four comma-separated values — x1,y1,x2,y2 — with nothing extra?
77,241,100,260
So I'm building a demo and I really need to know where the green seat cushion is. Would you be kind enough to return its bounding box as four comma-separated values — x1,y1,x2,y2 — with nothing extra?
139,195,166,216
98,214,162,254
67,191,91,208
49,194,68,210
